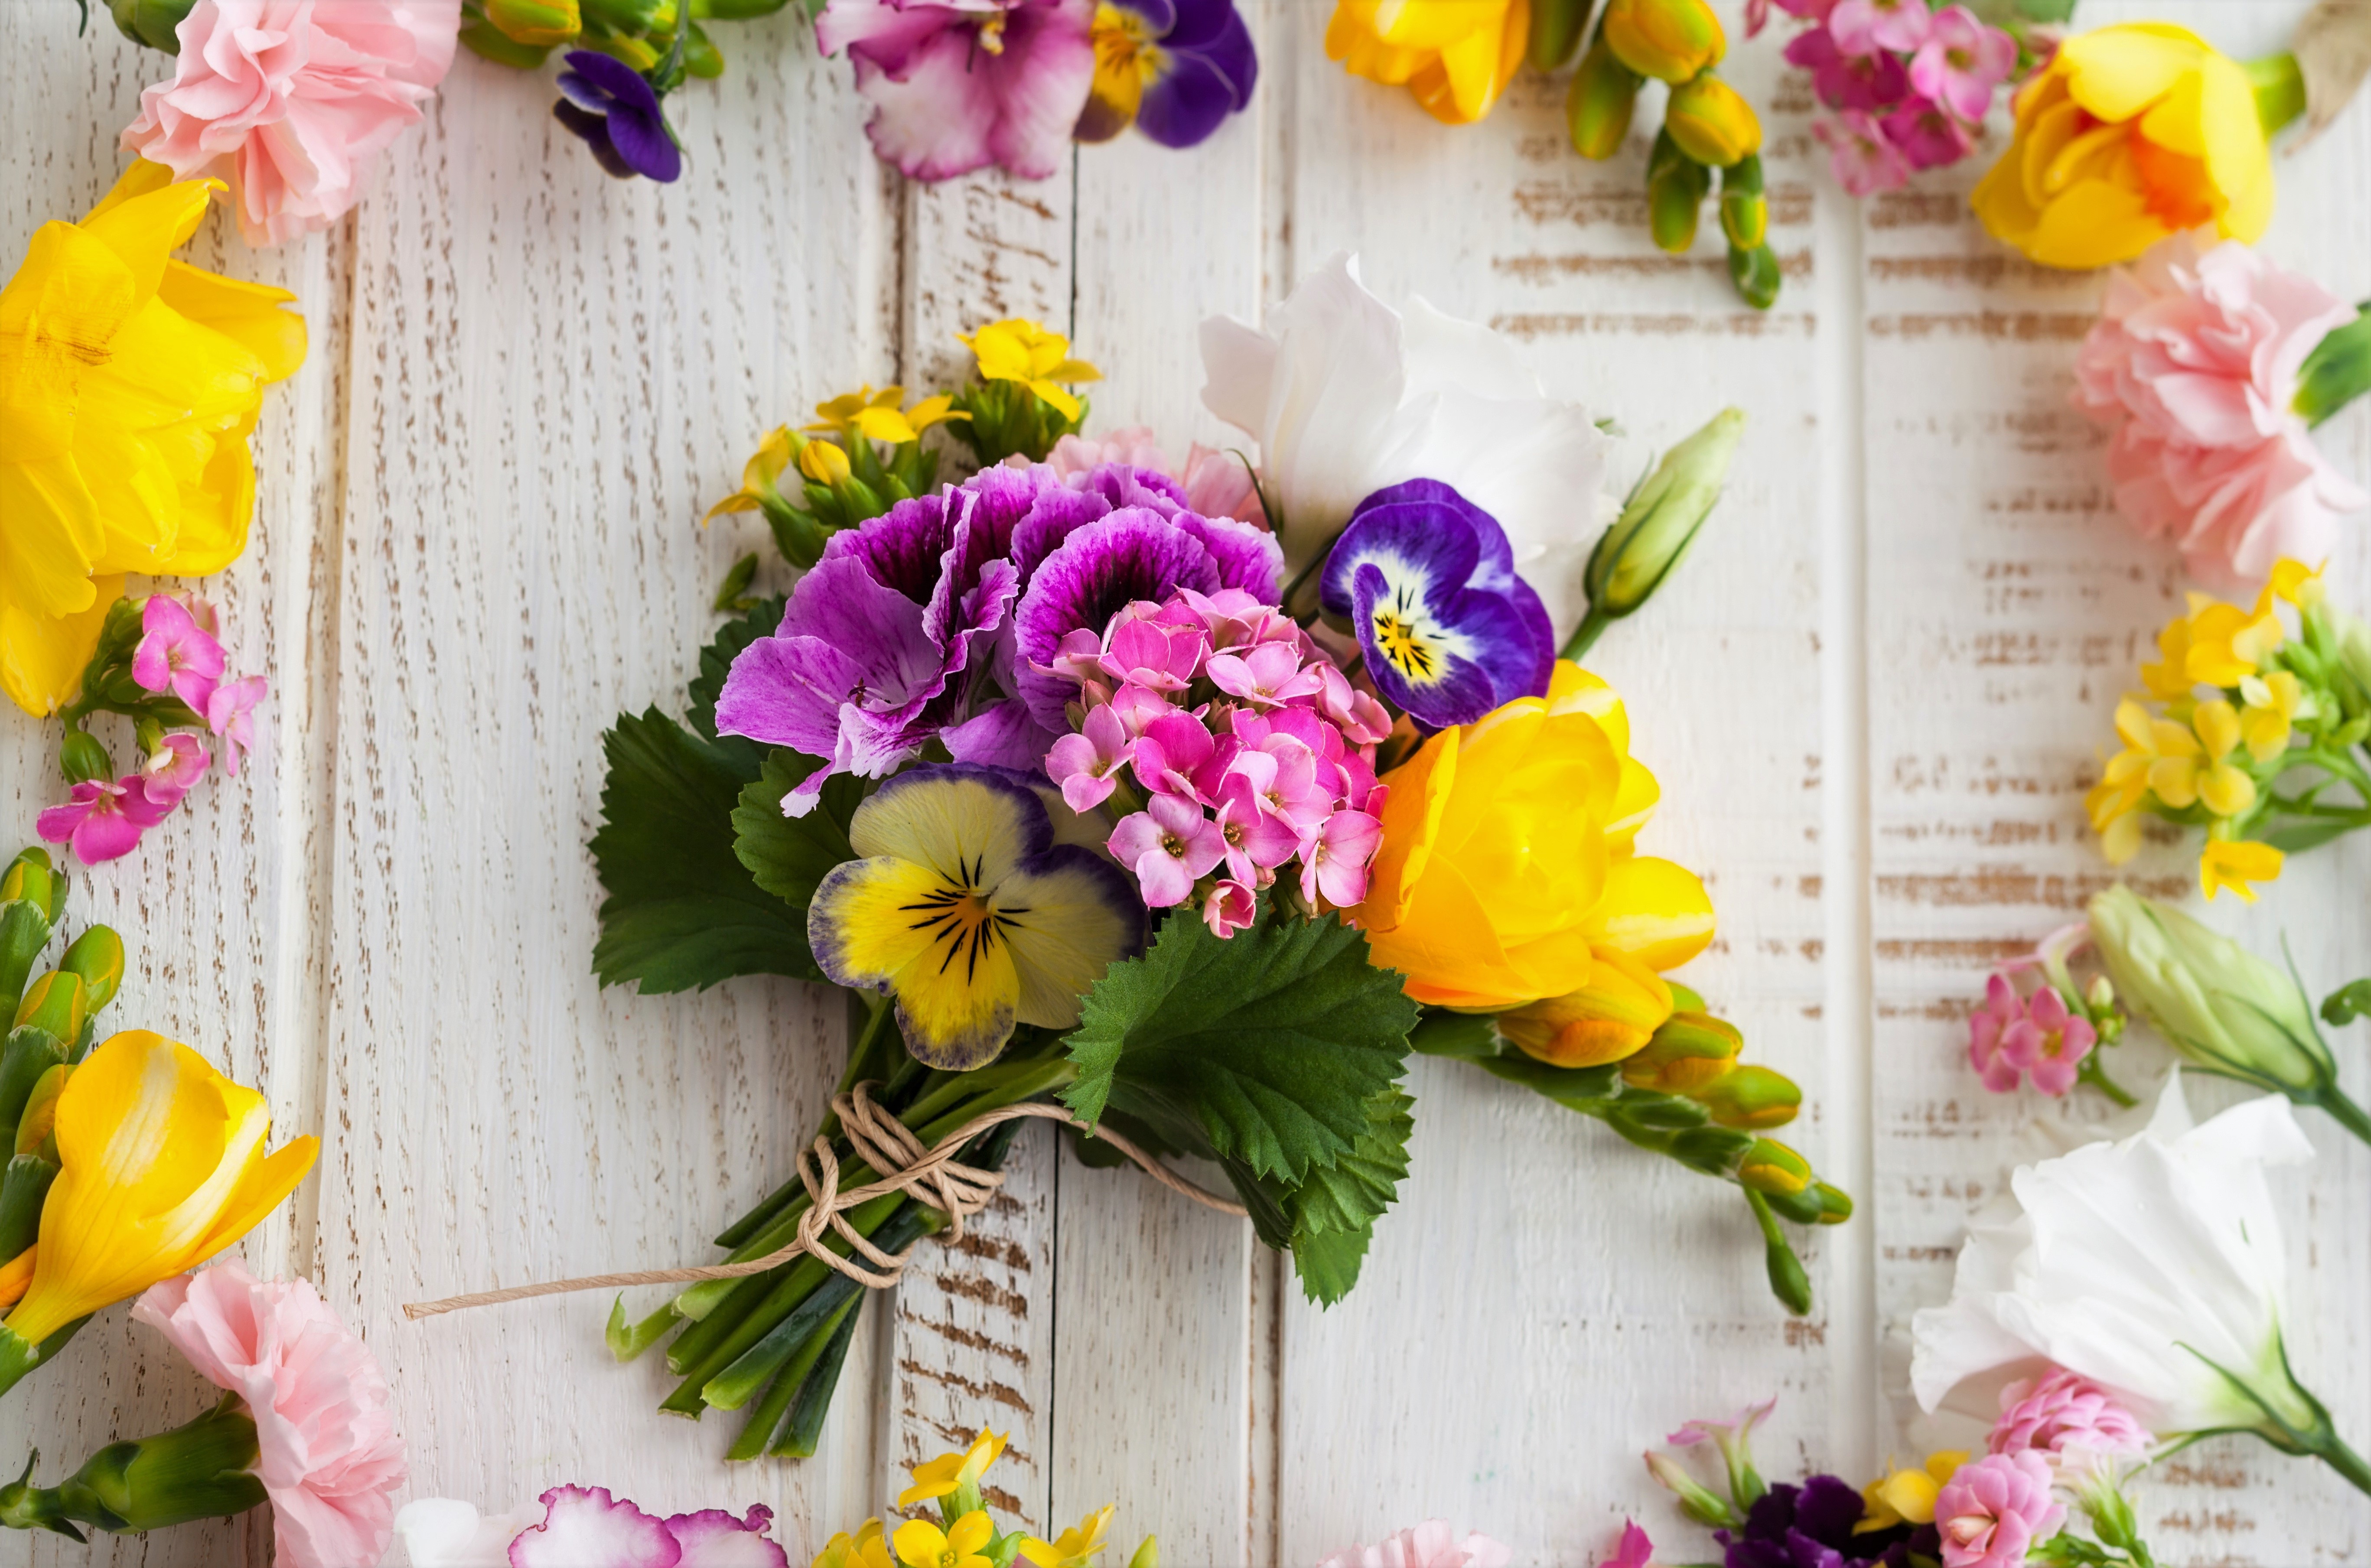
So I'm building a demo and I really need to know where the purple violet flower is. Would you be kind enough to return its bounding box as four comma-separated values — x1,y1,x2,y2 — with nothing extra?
1317,479,1554,730
1717,1476,1935,1568
554,51,682,182
1075,0,1258,150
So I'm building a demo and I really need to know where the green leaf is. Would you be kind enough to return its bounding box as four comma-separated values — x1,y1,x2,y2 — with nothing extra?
1290,1090,1412,1237
1290,1225,1376,1308
731,749,863,910
2012,0,2076,20
2263,818,2358,855
712,552,760,614
686,595,785,764
1061,908,1419,1185
2324,978,2371,1027
589,709,820,992
1407,1008,1499,1059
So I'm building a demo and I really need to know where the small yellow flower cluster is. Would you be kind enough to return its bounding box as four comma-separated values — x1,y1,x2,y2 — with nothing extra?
813,1429,1152,1568
2088,561,2369,902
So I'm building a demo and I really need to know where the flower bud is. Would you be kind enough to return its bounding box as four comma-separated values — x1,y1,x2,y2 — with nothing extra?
1647,130,1711,253
56,732,112,790
0,1396,267,1538
1585,407,1746,622
0,1030,66,1162
2293,303,2371,429
2086,885,2335,1100
1127,1536,1159,1568
14,1067,65,1160
1737,1138,1811,1197
1645,1451,1736,1528
0,853,58,921
1811,1181,1853,1224
1692,1064,1801,1129
10,974,83,1047
108,0,195,52
487,0,581,45
1728,242,1781,311
1603,0,1725,82
1567,36,1642,160
57,930,124,1018
1719,153,1766,248
1668,1125,1755,1175
1665,74,1761,167
1499,950,1674,1067
1622,1010,1741,1091
1530,0,1592,72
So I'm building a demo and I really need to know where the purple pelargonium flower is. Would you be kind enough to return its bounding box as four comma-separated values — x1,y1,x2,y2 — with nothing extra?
1075,0,1257,150
817,0,1098,182
506,1485,789,1567
1317,479,1554,730
554,51,682,182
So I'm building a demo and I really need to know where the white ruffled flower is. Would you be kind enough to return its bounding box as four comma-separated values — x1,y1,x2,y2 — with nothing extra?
394,1498,541,1567
1198,253,1613,638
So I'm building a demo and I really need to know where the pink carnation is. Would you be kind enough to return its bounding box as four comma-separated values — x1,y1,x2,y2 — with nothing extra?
1935,1453,2066,1568
1317,1521,1513,1568
2073,234,2368,585
123,0,462,247
134,1264,406,1568
1990,1369,2153,1461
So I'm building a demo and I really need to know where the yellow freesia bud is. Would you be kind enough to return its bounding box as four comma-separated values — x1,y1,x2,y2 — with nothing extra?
1737,1138,1811,1197
1620,1010,1741,1091
1692,1064,1802,1129
58,927,124,1015
1497,948,1675,1067
485,0,580,46
1970,23,2275,270
1567,35,1641,160
13,1065,65,1159
1325,0,1530,126
0,1031,319,1360
1352,662,1713,1012
11,973,84,1044
1664,73,1761,168
1602,0,1724,83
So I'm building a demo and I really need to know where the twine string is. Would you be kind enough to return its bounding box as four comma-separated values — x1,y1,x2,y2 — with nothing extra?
401,1083,1246,1321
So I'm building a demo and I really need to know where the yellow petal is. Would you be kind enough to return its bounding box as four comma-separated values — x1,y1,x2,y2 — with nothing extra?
2200,838,2281,901
1581,855,1715,972
0,573,124,718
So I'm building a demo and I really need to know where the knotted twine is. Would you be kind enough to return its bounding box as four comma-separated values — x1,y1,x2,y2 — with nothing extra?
401,1083,1247,1321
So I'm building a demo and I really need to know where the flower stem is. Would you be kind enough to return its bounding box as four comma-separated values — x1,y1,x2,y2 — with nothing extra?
2310,1081,2371,1148
1560,605,1613,663
2078,1050,2139,1109
2312,1426,2371,1498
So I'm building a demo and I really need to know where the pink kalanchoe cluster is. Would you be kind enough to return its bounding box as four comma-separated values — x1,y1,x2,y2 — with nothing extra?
1967,972,2097,1096
1768,0,2016,196
1934,1452,2066,1568
1990,1370,2154,1463
1040,586,1391,934
35,595,269,865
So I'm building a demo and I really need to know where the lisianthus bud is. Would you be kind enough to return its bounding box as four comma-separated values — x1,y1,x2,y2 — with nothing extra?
1603,0,1725,82
1568,36,1642,159
1665,74,1761,167
1622,1011,1741,1091
1692,1064,1801,1129
1646,1450,1736,1528
486,0,581,45
1583,406,1746,626
1737,1138,1811,1196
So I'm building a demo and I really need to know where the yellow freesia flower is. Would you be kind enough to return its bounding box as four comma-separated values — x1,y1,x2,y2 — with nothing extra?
1495,947,1674,1067
1970,23,2274,269
1326,0,1530,125
2200,836,2281,902
816,1520,897,1568
703,426,795,526
1857,1451,1967,1532
899,1428,1009,1506
0,161,305,717
0,1030,318,1352
1020,1503,1115,1567
1352,662,1712,1012
2237,670,2305,762
807,386,969,446
959,319,1100,422
893,1511,994,1568
2137,613,2197,705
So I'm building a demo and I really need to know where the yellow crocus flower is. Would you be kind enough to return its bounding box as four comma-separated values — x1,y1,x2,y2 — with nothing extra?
0,161,305,717
1326,0,1530,125
958,320,1100,422
2200,837,2282,902
0,1031,317,1358
1857,1451,1967,1532
816,1520,897,1568
899,1428,1008,1506
1020,1503,1115,1567
893,1511,994,1568
2237,670,2304,763
703,426,795,526
1352,662,1713,1012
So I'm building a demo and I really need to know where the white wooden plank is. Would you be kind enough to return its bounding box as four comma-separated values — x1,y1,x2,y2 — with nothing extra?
1264,6,1843,1559
1863,3,2371,1561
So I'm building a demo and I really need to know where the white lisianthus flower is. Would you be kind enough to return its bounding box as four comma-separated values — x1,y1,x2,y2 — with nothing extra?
1198,252,1614,639
394,1499,541,1566
1912,1075,2371,1496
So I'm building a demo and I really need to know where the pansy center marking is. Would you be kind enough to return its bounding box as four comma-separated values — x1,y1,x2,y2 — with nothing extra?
1363,558,1473,690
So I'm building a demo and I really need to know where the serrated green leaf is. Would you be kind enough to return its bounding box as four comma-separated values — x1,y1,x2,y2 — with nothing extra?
687,596,785,771
1061,908,1418,1185
1407,1008,1498,1059
1291,1224,1376,1307
731,749,863,909
1289,1090,1412,1236
589,709,820,992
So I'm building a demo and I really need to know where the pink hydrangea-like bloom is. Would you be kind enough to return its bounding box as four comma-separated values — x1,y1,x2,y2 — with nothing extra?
2074,234,2368,585
815,0,1096,182
1990,1369,2153,1460
1968,973,2096,1096
122,0,462,247
1934,1452,2065,1568
1316,1521,1513,1568
133,1264,406,1568
1813,110,1910,196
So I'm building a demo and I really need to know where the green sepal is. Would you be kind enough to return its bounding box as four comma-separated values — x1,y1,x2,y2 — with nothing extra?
0,1152,60,1265
1407,1008,1499,1059
2296,306,2371,427
2323,978,2371,1027
0,1318,93,1405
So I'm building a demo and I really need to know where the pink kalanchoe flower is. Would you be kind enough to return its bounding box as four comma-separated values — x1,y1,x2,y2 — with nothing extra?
815,0,1097,182
1300,809,1382,908
1316,1522,1513,1568
205,674,270,777
142,732,213,802
1109,792,1227,906
122,0,462,247
1101,616,1207,692
1788,28,1910,111
1828,0,1931,55
1599,1521,1655,1568
1046,703,1136,813
1214,775,1300,882
1202,877,1257,937
1205,640,1323,708
1990,1369,2153,1461
1814,110,1912,196
1881,97,1975,171
1968,973,2096,1095
1967,973,2028,1093
1908,6,2017,123
1131,709,1219,800
37,777,175,865
2073,234,2368,585
134,1264,406,1568
133,595,227,713
1935,1452,2066,1568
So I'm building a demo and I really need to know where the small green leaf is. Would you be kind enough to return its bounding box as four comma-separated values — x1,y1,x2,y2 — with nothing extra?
2263,819,2358,855
2324,978,2371,1027
1290,1224,1376,1308
712,552,760,614
1061,908,1419,1185
731,749,863,910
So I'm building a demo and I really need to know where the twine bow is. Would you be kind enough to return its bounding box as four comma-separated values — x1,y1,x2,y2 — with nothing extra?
401,1083,1245,1321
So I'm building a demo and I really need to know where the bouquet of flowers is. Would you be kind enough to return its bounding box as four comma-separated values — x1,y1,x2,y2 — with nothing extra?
550,255,1850,1461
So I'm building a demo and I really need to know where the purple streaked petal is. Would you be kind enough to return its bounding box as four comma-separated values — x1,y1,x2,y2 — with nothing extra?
1318,490,1484,618
1013,511,1225,729
1009,482,1119,588
1171,509,1281,599
510,1486,680,1568
945,697,1066,773
1068,462,1190,515
664,1506,790,1568
561,49,658,111
1137,47,1240,148
781,555,945,712
712,634,871,761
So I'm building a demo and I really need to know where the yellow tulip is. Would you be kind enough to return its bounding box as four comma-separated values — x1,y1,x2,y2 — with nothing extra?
1352,663,1712,1012
1326,0,1531,126
0,161,305,717
0,1031,317,1383
1970,23,2274,270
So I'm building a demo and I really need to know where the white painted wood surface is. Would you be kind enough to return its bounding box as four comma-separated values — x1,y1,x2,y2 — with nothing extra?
1,1,2365,1563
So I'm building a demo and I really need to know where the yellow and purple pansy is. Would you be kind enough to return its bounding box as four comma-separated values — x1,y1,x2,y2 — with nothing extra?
1317,479,1556,729
808,764,1145,1070
1075,0,1259,149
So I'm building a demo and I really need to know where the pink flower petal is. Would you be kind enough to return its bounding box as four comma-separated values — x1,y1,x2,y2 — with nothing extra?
508,1487,681,1568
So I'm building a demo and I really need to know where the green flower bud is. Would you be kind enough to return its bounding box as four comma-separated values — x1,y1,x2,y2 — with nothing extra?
1622,1010,1741,1091
1692,1064,1802,1129
0,1031,66,1158
1646,1451,1737,1528
108,0,195,52
0,1396,266,1540
1665,73,1761,167
15,1066,65,1161
1737,1138,1812,1197
1647,130,1711,253
683,20,724,78
1811,1181,1853,1224
1720,153,1767,246
485,0,580,44
1583,406,1745,626
0,852,58,922
1567,36,1642,160
1728,241,1781,310
1529,0,1593,71
1613,1091,1713,1132
56,732,111,790
459,8,558,67
1668,1124,1754,1175
2293,303,2371,429
1603,0,1725,82
1127,1536,1159,1568
57,929,124,1017
10,975,82,1046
